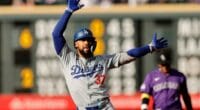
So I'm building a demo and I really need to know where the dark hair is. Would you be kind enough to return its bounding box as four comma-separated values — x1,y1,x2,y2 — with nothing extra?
156,48,172,66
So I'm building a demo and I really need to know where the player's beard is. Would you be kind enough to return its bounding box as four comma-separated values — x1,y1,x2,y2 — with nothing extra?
78,47,93,58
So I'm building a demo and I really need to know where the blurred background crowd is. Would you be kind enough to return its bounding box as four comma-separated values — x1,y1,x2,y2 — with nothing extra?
0,0,200,6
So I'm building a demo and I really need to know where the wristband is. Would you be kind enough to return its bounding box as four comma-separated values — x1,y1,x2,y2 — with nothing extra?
141,104,148,110
148,43,155,53
66,8,73,13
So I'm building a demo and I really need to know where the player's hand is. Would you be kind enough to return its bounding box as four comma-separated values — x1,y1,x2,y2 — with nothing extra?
149,33,168,52
67,0,84,12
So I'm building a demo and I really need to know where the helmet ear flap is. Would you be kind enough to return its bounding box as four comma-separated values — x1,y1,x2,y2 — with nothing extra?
90,40,97,52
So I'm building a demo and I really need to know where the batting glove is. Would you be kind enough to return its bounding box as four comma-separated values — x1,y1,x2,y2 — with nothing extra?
149,33,168,52
67,0,84,12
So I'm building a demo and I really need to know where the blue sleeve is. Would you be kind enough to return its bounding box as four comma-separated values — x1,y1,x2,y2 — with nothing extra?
52,10,72,55
127,45,150,58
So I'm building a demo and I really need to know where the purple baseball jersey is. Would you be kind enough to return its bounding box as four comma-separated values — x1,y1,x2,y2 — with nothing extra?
140,68,187,110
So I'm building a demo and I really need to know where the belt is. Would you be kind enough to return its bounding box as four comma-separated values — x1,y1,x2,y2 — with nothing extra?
97,97,109,102
85,106,99,110
77,97,110,110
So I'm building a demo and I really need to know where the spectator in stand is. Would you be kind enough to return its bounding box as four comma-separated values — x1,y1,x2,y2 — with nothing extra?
189,0,200,3
80,0,99,7
147,0,167,3
147,0,188,3
0,0,12,5
35,0,65,5
112,0,128,4
12,0,34,6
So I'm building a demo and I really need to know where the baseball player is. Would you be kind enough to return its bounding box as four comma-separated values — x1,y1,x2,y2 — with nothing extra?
140,50,193,110
52,0,168,109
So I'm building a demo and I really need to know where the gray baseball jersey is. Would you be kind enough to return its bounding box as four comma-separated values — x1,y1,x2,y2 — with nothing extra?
58,44,135,109
52,6,157,110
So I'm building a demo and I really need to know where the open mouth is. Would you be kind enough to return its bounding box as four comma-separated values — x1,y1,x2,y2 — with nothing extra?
83,47,90,51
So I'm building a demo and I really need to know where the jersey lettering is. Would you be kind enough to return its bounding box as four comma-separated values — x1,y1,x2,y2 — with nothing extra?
153,82,179,92
95,74,106,85
71,64,104,78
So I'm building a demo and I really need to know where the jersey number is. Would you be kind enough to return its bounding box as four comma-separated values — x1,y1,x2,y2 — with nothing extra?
95,74,105,85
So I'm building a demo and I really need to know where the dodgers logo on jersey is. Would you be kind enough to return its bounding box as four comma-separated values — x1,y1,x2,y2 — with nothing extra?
71,64,103,78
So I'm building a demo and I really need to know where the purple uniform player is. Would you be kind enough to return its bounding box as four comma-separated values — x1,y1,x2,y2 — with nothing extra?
140,51,193,110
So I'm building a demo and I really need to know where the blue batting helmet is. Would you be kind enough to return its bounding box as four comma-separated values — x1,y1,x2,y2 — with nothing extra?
74,28,95,42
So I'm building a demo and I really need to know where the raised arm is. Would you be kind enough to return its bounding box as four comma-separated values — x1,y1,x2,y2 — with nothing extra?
127,33,168,58
115,33,168,66
52,0,84,55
